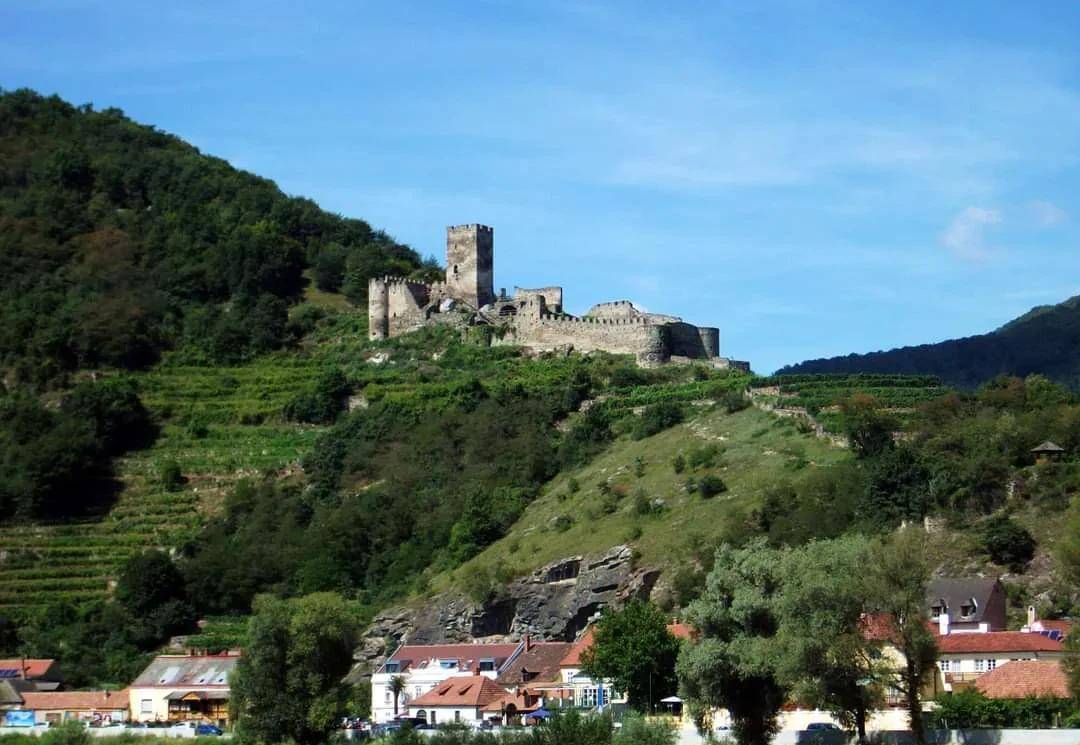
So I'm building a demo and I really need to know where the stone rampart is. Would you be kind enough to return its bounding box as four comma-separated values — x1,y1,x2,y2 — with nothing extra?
514,313,670,365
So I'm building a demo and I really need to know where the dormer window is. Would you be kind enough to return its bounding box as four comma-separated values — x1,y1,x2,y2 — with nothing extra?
930,600,947,619
478,658,495,672
960,598,977,618
384,662,400,674
438,659,458,670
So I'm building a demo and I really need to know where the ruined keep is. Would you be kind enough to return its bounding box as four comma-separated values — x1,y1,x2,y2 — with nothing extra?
368,224,748,368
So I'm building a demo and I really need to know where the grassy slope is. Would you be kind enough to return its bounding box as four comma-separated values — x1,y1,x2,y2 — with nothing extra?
433,406,851,594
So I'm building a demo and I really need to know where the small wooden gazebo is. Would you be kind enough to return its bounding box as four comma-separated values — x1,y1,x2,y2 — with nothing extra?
1031,441,1066,464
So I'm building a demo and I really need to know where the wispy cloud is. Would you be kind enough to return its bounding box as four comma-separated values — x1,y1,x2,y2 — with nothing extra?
1030,200,1068,226
941,207,1002,261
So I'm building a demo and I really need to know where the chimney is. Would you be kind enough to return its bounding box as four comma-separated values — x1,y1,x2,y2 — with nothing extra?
524,635,532,652
1026,606,1037,630
939,612,950,636
19,657,26,680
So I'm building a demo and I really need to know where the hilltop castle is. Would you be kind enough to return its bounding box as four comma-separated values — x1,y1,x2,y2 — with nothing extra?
369,224,747,368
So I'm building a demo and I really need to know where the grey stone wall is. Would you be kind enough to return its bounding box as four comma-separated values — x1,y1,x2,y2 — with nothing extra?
446,224,495,308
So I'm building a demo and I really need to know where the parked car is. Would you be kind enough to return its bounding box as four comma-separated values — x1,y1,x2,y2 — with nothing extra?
798,722,846,745
168,721,223,738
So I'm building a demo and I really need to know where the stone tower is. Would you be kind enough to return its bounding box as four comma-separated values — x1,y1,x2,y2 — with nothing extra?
446,224,495,308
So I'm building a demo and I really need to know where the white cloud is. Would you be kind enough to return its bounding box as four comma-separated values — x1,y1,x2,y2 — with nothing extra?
1030,200,1068,226
940,207,1002,261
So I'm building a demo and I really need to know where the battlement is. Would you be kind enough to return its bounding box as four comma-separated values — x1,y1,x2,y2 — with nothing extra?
538,313,650,326
448,224,494,233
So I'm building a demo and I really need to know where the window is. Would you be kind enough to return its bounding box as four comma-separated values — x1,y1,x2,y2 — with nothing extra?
975,659,988,673
384,662,400,673
478,658,495,672
140,700,153,714
930,599,947,619
454,711,461,722
385,689,392,703
987,659,997,671
960,597,978,618
438,659,458,670
414,687,422,698
939,660,952,673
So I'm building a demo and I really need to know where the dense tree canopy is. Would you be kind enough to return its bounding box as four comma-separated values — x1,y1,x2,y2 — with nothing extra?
0,88,421,384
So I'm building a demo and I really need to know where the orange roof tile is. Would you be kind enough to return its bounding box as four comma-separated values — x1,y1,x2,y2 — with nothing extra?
0,659,57,679
559,628,596,667
667,621,696,641
19,690,129,711
938,631,1063,654
382,643,520,674
409,675,509,709
975,661,1069,699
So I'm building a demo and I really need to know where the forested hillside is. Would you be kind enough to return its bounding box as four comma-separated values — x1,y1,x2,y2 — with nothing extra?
780,294,1080,389
0,88,430,386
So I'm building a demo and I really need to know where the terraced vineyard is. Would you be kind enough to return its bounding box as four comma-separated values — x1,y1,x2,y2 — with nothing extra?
0,360,329,614
749,373,948,432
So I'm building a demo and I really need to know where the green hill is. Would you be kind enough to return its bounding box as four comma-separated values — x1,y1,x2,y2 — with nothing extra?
779,294,1080,389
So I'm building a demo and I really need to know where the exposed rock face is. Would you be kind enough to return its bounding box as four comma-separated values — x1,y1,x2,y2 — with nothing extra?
353,545,659,672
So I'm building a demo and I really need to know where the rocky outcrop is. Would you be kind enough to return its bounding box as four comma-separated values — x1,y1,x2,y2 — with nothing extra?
353,545,659,673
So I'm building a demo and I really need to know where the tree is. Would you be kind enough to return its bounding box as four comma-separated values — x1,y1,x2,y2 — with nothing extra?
1064,627,1080,702
1055,496,1080,587
839,394,896,458
677,540,787,745
980,515,1036,572
231,593,358,745
866,529,938,745
775,536,887,744
389,675,407,717
115,551,195,645
580,600,680,712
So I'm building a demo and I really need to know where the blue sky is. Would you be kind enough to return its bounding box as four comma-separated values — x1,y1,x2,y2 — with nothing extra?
4,1,1080,372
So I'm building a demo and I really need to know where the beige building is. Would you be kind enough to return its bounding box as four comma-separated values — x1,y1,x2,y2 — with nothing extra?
128,653,239,727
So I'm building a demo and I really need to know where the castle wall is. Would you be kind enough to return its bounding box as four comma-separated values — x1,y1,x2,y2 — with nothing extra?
668,322,719,359
510,313,670,366
513,286,563,312
368,279,390,341
447,224,495,308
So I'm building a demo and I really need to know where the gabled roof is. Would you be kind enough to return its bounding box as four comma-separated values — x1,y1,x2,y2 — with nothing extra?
926,578,1001,624
131,654,239,687
559,628,596,668
0,659,58,680
938,631,1063,655
975,661,1069,699
408,674,508,709
18,690,129,712
0,679,37,705
496,642,572,687
379,643,520,675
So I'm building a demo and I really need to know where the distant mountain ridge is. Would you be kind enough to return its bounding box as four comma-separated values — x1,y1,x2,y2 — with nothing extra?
779,294,1080,389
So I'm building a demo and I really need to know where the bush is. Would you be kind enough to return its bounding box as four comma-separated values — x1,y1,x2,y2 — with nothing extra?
159,460,185,491
612,713,677,745
721,389,749,414
672,453,686,473
698,474,727,499
982,515,1036,572
284,368,350,424
633,402,685,440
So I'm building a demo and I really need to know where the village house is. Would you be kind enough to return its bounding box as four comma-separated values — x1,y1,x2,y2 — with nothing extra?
370,642,520,724
128,652,239,728
974,660,1070,700
405,673,510,726
3,690,129,726
935,630,1065,691
927,577,1006,633
0,659,63,691
491,639,574,723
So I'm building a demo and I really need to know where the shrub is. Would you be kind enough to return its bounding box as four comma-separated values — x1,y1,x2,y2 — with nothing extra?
672,453,686,474
633,401,685,440
553,514,574,532
159,460,185,492
613,713,677,745
982,515,1036,572
687,443,722,470
699,474,727,499
284,368,350,424
568,477,580,493
721,389,749,414
634,456,646,478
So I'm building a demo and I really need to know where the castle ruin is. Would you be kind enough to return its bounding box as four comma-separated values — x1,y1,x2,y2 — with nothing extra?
369,224,747,368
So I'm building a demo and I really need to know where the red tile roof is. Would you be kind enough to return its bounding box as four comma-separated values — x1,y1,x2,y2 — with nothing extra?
667,622,696,641
0,659,57,679
19,690,129,711
1032,620,1072,635
975,661,1069,699
938,632,1063,654
496,642,572,687
383,643,520,674
408,675,509,709
559,628,596,667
